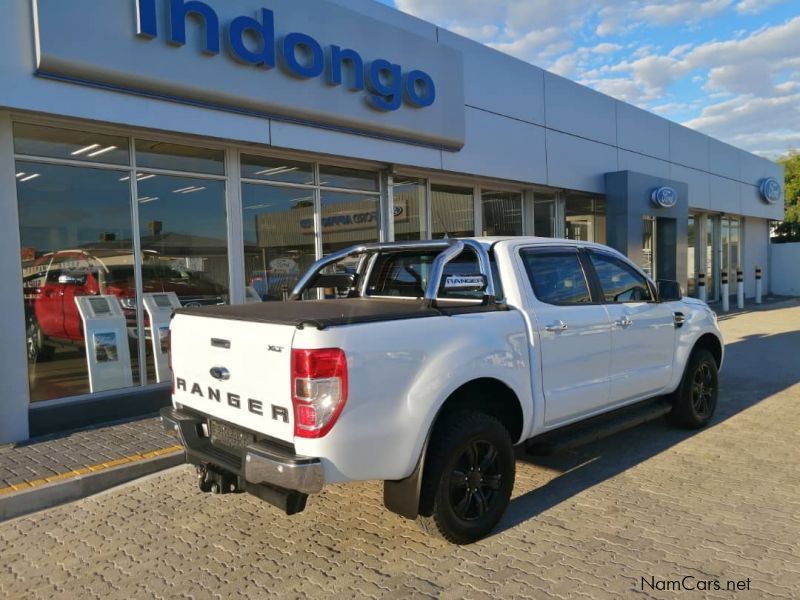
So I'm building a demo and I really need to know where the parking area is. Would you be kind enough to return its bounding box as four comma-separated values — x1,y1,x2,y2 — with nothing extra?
1,301,799,599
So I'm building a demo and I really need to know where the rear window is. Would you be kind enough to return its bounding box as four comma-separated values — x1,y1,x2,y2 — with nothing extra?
367,249,494,300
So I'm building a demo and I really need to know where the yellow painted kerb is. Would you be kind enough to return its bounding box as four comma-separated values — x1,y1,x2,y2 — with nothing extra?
0,444,184,496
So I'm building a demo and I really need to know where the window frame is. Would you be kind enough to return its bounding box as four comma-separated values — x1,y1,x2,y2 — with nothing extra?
518,246,601,307
584,249,658,305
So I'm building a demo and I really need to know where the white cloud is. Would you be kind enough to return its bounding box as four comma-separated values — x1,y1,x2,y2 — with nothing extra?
637,0,733,25
592,43,622,54
736,0,785,14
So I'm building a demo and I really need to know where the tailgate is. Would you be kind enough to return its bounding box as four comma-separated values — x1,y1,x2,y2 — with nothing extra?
170,313,296,443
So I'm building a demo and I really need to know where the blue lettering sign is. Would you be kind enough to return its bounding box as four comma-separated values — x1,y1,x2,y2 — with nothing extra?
135,0,436,112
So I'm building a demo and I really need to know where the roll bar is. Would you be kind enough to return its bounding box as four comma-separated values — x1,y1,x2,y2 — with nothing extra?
289,238,496,305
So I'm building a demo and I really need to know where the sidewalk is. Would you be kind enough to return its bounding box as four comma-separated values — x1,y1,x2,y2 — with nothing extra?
0,416,184,521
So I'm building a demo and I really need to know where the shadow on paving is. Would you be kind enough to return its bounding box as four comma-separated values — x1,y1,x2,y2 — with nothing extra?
493,326,800,537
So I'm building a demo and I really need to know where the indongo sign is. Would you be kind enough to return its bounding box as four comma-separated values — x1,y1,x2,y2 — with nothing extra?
33,0,466,149
136,0,436,112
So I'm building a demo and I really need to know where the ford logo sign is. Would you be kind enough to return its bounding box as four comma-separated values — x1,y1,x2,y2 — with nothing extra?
759,177,782,204
651,187,678,209
209,366,231,381
393,205,404,217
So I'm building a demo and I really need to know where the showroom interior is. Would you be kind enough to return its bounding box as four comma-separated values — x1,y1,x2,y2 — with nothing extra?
0,0,784,443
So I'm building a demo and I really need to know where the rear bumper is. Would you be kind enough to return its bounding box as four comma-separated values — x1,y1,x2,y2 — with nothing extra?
160,407,324,495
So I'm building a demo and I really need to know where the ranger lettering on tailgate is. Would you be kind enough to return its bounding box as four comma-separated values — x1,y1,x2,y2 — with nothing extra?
175,377,288,422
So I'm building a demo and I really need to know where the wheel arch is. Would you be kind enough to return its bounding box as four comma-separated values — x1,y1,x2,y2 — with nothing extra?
694,333,723,369
383,377,523,520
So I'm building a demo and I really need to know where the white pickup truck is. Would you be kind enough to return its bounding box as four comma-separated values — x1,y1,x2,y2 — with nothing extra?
162,237,723,544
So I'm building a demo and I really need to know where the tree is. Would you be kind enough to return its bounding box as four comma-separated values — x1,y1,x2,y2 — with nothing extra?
773,151,800,242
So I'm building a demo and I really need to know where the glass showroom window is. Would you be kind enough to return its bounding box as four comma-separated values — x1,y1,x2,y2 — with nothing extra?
241,154,317,301
564,192,606,243
431,184,474,238
532,193,558,238
134,140,228,381
393,178,427,241
320,165,380,257
14,123,138,402
482,190,522,236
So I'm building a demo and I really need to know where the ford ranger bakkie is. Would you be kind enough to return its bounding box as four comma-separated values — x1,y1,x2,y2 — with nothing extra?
162,237,723,544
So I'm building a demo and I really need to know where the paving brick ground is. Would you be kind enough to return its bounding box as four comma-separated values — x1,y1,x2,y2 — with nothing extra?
1,301,799,599
0,417,179,492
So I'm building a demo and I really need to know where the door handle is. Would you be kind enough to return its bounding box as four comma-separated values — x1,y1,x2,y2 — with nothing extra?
615,317,633,328
545,320,568,332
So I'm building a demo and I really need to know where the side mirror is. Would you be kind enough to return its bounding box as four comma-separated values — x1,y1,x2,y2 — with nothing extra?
657,279,682,302
441,273,487,293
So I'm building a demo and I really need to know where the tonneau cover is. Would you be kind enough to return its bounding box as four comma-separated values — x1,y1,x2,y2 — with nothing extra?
175,298,508,329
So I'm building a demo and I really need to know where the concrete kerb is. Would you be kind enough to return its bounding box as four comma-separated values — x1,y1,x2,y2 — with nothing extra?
0,449,186,522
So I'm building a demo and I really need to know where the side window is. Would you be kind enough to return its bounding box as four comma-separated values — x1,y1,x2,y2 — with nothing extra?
520,249,592,305
590,252,653,303
440,249,482,300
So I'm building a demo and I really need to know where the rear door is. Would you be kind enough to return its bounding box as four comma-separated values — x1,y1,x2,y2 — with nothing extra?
518,247,612,426
586,250,675,403
170,314,297,443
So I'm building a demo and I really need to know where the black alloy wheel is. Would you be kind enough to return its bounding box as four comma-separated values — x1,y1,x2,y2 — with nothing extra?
417,411,515,544
668,348,718,429
449,440,503,521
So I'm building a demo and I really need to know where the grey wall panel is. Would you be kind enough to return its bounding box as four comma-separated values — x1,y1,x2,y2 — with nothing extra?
709,174,742,215
742,217,769,298
547,130,618,193
741,183,785,221
438,29,545,126
617,102,669,160
544,73,617,146
619,150,670,179
670,164,710,211
0,0,271,145
770,242,800,296
709,138,741,181
669,123,710,171
740,151,784,187
327,0,438,39
441,107,546,183
270,120,443,170
0,113,30,443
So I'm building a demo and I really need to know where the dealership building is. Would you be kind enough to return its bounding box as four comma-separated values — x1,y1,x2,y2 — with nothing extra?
0,0,785,442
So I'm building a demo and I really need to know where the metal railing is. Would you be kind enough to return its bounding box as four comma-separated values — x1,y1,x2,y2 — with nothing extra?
289,238,496,305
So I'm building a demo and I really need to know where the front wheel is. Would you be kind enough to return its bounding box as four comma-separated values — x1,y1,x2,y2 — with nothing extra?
417,411,515,544
27,320,55,363
668,348,719,429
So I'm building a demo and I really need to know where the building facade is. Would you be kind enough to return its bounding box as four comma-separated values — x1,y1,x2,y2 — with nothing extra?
0,0,785,443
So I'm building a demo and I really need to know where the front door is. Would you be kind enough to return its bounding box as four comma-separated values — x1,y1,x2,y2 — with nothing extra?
519,247,612,426
587,251,676,402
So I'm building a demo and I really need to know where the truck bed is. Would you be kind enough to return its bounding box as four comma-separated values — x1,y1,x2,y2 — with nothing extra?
176,297,509,330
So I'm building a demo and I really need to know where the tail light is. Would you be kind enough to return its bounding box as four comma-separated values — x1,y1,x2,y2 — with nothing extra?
291,348,348,438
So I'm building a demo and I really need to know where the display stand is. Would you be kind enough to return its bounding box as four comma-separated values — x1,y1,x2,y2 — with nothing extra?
75,295,133,393
142,292,182,383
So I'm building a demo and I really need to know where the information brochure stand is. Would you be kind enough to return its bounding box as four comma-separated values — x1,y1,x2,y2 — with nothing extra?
245,286,263,303
142,292,182,384
75,295,133,393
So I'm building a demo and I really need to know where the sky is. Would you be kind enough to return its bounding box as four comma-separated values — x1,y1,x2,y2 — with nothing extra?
378,0,799,159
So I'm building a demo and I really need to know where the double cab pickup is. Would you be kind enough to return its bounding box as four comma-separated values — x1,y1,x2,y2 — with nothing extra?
162,237,723,544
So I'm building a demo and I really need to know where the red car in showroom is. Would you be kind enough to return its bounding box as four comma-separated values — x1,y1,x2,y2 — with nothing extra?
25,250,226,361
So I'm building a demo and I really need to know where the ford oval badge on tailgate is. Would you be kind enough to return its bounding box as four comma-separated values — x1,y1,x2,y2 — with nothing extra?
209,366,230,381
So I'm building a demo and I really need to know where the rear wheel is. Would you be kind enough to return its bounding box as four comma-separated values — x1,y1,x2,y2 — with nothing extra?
27,320,55,363
668,348,718,429
417,411,515,544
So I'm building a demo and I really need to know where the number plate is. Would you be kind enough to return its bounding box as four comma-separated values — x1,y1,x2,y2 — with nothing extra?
208,419,255,451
